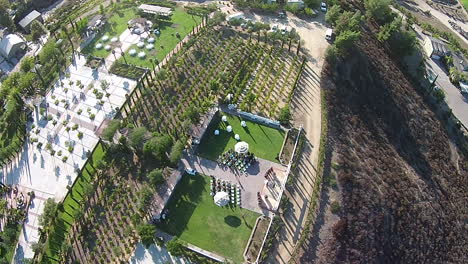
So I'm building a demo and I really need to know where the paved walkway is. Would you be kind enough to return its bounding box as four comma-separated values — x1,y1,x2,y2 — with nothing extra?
181,152,287,214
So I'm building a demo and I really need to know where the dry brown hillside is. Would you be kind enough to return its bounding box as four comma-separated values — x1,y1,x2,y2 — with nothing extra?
296,13,468,264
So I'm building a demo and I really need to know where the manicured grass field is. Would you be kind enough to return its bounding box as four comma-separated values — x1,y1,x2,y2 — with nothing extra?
82,7,137,57
44,143,105,261
462,0,468,11
198,113,285,163
158,174,259,263
116,8,202,69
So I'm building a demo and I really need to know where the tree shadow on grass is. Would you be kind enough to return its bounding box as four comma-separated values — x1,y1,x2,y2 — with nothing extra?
159,175,206,236
224,215,241,227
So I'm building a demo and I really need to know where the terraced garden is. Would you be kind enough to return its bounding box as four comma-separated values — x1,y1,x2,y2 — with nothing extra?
120,25,304,137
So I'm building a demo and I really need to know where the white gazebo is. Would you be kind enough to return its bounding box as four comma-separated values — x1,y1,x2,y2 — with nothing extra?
214,129,220,135
214,192,229,207
222,115,228,122
235,141,249,154
241,121,247,127
234,134,240,141
226,125,232,132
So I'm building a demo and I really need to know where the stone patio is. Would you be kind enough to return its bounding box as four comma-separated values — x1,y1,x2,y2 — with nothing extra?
181,152,287,215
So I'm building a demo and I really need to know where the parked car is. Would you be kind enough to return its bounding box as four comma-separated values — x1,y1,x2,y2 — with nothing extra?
321,2,327,12
325,28,334,42
185,168,197,175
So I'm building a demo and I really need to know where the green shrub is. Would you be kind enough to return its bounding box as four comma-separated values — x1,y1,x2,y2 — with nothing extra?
330,200,341,214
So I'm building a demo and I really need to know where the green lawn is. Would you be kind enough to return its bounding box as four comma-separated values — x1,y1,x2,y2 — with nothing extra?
82,7,138,57
116,8,202,69
462,0,468,11
45,143,105,261
198,113,285,163
158,174,259,263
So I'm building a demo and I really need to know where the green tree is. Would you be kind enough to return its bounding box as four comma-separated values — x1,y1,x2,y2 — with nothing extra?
364,0,393,25
210,11,226,25
75,18,89,35
278,105,292,125
148,169,164,187
182,105,200,124
335,11,362,35
38,198,57,228
169,140,185,166
388,29,417,57
325,5,342,26
0,0,13,28
166,237,185,257
30,21,47,42
31,241,44,255
143,134,173,161
102,119,121,141
20,56,35,73
334,30,361,54
137,224,157,248
129,127,148,151
304,0,320,8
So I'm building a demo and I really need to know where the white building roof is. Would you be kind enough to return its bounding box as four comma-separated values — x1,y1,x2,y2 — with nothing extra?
0,34,25,58
138,4,173,16
19,10,42,29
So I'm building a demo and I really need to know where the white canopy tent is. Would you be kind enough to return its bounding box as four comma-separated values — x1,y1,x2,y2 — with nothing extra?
222,115,228,122
226,125,233,132
214,129,220,135
139,4,173,16
214,192,229,207
235,141,249,154
241,121,247,127
234,134,240,141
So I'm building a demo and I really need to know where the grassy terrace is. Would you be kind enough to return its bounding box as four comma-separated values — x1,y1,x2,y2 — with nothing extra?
158,174,259,263
117,8,202,69
44,143,105,261
82,7,137,57
198,113,285,163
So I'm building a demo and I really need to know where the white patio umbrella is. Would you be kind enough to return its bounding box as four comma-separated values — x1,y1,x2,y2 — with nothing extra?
146,44,154,50
214,192,229,207
138,52,146,58
235,134,240,141
148,37,155,43
104,45,111,51
222,115,228,122
241,121,247,127
137,42,145,48
110,37,118,42
95,43,103,49
214,129,220,135
101,35,109,42
235,141,249,154
226,125,232,132
129,49,137,56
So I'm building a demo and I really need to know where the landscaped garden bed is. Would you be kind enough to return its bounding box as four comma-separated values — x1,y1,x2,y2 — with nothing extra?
197,112,285,163
279,128,299,164
244,216,271,263
158,174,259,263
110,62,147,80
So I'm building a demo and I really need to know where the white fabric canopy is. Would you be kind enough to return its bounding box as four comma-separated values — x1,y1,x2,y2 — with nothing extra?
214,129,220,135
235,141,249,154
241,121,247,127
234,134,240,141
222,115,228,122
101,35,109,42
104,45,111,51
110,37,118,42
95,43,103,49
129,49,137,56
137,42,145,48
214,192,229,207
226,125,232,132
